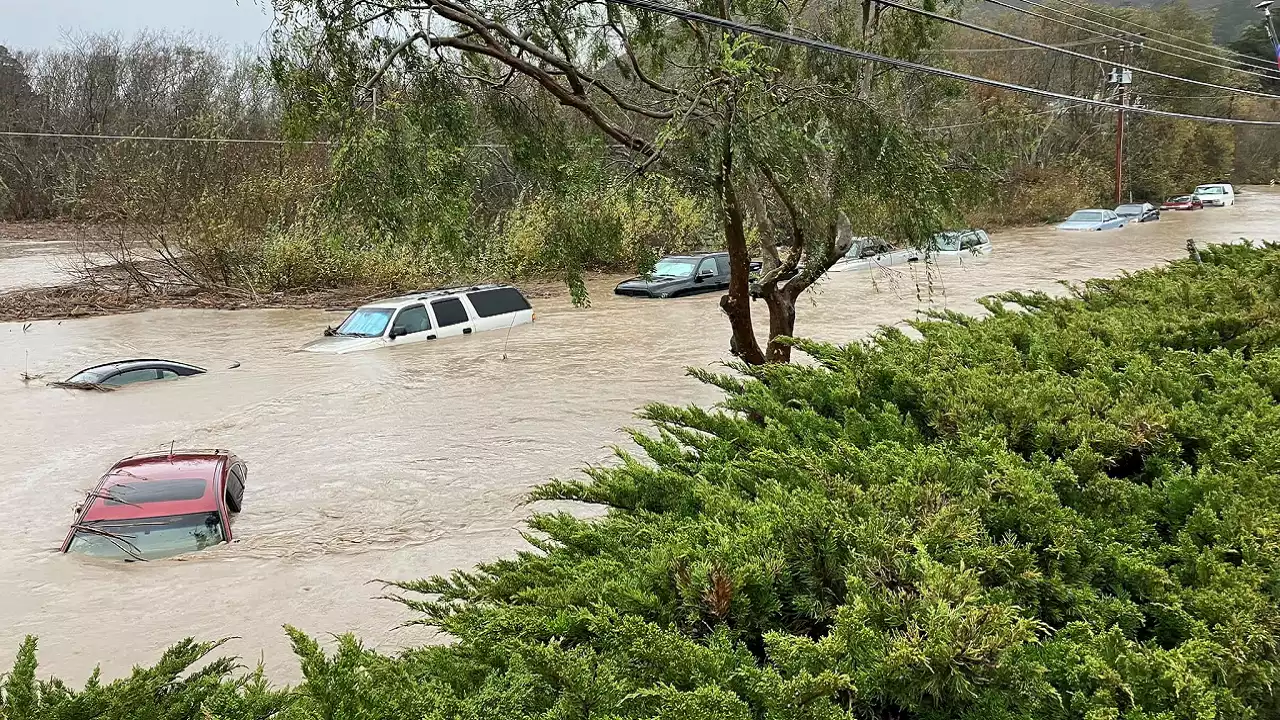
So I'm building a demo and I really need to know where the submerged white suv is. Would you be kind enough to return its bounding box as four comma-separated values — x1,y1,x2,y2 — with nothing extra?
302,284,534,354
1193,183,1235,207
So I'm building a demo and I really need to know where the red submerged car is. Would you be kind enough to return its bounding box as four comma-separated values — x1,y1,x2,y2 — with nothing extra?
61,450,247,560
1162,195,1203,211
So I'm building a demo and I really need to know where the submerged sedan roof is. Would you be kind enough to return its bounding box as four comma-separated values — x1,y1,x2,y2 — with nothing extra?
82,451,228,522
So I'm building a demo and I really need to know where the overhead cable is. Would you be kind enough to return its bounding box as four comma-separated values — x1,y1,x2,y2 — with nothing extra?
938,37,1103,51
0,130,327,144
923,101,1089,129
605,0,1280,126
990,0,1280,77
1039,0,1273,65
878,0,1280,99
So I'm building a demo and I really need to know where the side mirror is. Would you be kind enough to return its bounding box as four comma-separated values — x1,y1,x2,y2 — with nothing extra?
388,326,406,340
695,270,713,283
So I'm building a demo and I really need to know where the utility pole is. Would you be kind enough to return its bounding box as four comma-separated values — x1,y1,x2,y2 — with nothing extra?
1257,2,1279,72
1113,71,1127,205
1106,37,1140,205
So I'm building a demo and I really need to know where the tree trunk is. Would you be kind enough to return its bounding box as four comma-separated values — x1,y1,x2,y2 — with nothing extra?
715,94,766,366
720,181,765,365
762,286,797,363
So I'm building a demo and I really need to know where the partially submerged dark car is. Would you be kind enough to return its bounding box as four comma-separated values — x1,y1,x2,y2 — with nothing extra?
1115,202,1160,223
53,359,205,390
614,252,732,298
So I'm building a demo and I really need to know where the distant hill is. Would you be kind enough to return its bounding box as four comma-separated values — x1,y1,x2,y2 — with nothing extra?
1099,0,1264,43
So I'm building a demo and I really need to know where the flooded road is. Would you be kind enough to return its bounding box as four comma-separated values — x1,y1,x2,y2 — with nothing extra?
3,190,1278,682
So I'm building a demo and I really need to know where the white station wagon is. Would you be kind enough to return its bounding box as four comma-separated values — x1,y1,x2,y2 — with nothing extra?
302,284,534,354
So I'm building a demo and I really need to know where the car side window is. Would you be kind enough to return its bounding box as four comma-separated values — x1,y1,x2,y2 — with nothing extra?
697,258,718,277
714,255,730,275
157,369,179,380
102,368,160,386
393,305,431,335
432,298,470,327
960,232,981,250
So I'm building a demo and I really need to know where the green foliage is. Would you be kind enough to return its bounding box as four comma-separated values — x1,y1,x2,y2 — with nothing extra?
0,636,294,720
383,242,1280,720
11,246,1280,718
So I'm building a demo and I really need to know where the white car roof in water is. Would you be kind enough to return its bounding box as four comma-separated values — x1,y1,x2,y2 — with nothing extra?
359,284,525,310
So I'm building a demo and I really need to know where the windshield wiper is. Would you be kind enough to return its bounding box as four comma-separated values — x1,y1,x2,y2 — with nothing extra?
84,490,144,509
71,524,148,561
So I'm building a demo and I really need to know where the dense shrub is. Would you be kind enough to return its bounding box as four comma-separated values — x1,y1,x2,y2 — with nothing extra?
6,244,1280,720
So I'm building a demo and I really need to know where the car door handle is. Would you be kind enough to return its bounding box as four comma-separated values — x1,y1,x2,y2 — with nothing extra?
426,334,436,340
463,328,473,335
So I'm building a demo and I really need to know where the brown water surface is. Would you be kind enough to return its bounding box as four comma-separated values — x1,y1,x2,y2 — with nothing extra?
3,191,1277,681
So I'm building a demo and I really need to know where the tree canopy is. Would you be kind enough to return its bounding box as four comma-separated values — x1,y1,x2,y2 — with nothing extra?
273,0,966,362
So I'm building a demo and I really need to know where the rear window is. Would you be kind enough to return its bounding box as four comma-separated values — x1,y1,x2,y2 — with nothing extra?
105,478,208,505
466,288,532,318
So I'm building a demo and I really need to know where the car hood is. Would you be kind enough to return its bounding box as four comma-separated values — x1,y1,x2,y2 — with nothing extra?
615,276,689,291
1056,220,1105,230
300,335,386,354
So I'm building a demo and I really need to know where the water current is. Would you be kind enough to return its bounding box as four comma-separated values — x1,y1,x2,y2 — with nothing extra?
2,189,1278,681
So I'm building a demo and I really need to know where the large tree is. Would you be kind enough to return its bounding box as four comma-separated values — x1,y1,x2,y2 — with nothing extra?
273,0,960,363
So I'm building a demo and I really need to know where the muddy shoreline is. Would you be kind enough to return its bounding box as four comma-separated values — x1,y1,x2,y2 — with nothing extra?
0,277,581,323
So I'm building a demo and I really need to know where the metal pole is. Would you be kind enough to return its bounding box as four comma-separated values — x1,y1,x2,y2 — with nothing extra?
1259,2,1279,71
1112,41,1129,206
1115,81,1125,205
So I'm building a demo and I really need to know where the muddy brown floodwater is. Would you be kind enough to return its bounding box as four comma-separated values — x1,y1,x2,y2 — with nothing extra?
3,190,1278,683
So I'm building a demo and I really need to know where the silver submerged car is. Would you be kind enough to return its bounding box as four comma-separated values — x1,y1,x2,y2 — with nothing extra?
1057,209,1128,231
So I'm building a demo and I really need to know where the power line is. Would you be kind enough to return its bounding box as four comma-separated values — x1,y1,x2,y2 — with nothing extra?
879,0,1280,99
0,130,523,150
1041,0,1271,66
922,101,1088,129
991,0,1280,77
607,0,1280,125
937,37,1104,52
1007,0,1280,73
0,130,330,145
1137,91,1233,99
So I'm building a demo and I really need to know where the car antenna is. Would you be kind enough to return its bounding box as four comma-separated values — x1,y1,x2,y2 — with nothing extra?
168,441,174,458
501,314,517,360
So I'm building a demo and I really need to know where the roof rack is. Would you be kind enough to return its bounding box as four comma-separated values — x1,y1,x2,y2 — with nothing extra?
407,283,508,300
118,448,230,463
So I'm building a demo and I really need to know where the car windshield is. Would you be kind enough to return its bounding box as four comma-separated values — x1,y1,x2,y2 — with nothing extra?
932,232,961,252
1196,186,1223,195
67,512,225,560
1116,204,1145,215
1169,196,1192,203
335,308,394,337
1066,211,1105,222
65,367,111,383
650,259,697,277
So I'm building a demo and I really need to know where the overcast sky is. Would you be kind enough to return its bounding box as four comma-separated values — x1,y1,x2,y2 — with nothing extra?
0,0,274,51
